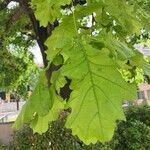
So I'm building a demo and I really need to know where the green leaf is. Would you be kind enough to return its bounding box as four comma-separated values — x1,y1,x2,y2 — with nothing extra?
30,95,65,134
14,71,54,129
53,54,64,65
130,50,144,67
105,0,143,33
130,51,150,76
61,43,88,79
32,0,71,26
51,70,67,93
45,15,76,62
143,62,150,76
61,43,137,144
29,72,54,116
45,3,104,63
89,32,135,60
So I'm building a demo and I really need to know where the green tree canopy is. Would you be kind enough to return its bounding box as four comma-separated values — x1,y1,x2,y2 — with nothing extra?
0,0,38,97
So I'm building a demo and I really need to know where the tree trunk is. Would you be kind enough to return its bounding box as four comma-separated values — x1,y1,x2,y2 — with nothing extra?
16,98,19,110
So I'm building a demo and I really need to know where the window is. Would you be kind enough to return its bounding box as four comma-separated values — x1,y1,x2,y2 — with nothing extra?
137,91,145,99
147,90,150,100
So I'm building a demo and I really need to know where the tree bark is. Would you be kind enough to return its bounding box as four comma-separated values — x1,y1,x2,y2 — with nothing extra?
16,99,19,110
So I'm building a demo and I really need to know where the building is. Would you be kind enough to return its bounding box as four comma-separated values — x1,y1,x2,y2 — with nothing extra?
136,83,150,105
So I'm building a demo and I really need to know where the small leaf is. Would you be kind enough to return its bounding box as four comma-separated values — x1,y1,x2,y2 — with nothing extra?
46,15,76,62
51,70,67,93
14,71,54,128
32,0,71,26
89,31,135,60
31,95,65,134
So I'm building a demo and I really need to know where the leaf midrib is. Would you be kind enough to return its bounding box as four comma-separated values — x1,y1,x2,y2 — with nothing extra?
81,43,105,140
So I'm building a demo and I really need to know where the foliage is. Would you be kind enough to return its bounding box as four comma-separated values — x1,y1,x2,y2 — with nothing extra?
1,105,150,150
111,105,150,150
112,121,150,150
12,120,81,150
0,142,7,150
125,105,150,126
1,120,111,150
10,125,34,150
14,0,150,144
0,1,38,98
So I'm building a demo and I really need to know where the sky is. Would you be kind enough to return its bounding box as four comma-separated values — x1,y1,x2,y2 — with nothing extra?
7,1,18,9
29,44,44,67
135,40,150,56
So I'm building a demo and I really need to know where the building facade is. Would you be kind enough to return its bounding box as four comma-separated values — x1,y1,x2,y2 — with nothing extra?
135,83,150,105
